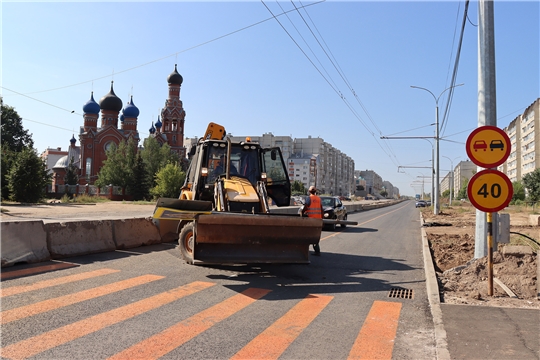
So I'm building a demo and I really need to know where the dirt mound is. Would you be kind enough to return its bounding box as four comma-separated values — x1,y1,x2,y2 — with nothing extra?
422,203,539,309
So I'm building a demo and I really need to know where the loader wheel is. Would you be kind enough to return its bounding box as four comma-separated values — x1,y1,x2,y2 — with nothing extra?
179,223,195,265
341,215,347,228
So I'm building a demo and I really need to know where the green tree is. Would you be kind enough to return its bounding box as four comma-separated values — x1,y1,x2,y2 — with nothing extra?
291,180,306,195
1,144,17,200
7,148,51,202
140,137,180,188
511,180,525,202
150,162,185,198
380,189,388,198
442,189,450,198
456,178,469,200
131,153,150,200
64,156,79,185
1,102,34,152
95,138,138,190
522,169,540,202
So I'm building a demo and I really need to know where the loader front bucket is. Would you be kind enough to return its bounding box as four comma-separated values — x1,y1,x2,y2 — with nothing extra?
194,213,322,264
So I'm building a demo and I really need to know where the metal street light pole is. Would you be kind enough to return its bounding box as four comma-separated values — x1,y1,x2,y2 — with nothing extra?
442,155,461,206
410,84,464,215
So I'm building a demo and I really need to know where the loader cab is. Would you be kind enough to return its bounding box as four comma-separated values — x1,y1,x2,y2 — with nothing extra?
262,147,291,207
187,140,291,207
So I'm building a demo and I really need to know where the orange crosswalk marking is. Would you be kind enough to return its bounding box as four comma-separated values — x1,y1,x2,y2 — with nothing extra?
231,294,333,360
348,300,402,360
0,268,120,298
108,287,271,360
0,281,215,360
1,262,78,280
1,274,164,324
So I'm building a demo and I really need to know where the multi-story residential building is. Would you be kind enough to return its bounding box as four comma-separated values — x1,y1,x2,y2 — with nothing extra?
359,170,383,196
453,160,476,196
500,98,539,182
382,180,399,198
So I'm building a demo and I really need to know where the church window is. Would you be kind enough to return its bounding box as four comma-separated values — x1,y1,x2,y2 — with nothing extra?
86,158,92,176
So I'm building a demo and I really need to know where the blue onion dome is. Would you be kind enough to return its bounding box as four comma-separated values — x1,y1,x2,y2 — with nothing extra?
149,122,156,134
82,92,100,114
167,64,183,85
119,113,125,122
155,116,162,128
70,134,76,144
123,96,140,118
99,81,123,112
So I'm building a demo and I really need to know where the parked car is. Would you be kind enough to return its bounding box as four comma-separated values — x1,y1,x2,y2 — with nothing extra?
415,200,427,208
320,196,348,230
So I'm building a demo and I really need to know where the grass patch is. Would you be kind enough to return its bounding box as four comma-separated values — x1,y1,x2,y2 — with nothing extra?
59,194,110,204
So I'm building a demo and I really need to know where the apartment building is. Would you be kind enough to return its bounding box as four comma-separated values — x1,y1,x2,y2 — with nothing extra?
500,98,539,182
358,170,383,195
453,160,476,195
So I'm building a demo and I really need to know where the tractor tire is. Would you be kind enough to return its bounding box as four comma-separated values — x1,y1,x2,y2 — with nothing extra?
178,223,195,265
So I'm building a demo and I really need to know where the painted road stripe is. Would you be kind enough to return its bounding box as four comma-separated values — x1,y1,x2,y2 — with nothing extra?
0,268,120,298
320,203,408,241
1,262,79,280
1,281,215,360
348,300,402,360
1,274,164,324
108,287,271,360
231,294,333,360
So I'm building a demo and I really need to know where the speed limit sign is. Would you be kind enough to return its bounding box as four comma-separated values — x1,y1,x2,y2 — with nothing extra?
467,169,513,212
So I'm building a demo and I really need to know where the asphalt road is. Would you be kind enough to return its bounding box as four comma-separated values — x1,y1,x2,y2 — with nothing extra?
1,201,436,359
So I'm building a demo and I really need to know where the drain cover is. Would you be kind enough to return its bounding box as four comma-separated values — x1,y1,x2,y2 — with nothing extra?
388,288,413,299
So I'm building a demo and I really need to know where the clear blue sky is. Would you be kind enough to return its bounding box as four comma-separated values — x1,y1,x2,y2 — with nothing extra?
2,1,538,196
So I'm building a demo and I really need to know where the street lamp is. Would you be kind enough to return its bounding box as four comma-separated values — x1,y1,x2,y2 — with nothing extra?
410,83,464,215
441,155,461,206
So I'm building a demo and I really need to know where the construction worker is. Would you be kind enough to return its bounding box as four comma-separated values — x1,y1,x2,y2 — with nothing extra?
302,185,323,256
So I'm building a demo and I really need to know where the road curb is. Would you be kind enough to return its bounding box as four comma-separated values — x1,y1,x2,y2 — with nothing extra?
420,213,451,360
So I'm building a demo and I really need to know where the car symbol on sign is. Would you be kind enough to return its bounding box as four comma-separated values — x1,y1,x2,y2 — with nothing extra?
473,140,487,151
490,139,504,151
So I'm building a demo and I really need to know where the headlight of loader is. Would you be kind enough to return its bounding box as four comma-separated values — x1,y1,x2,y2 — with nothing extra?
323,213,329,218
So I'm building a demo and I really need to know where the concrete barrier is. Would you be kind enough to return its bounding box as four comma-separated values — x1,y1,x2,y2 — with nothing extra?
46,220,115,258
113,218,162,249
528,214,540,226
1,221,50,267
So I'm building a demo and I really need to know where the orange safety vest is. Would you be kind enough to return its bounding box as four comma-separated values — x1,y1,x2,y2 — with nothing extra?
305,194,322,219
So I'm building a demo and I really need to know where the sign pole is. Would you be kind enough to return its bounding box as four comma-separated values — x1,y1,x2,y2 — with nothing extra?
487,212,493,296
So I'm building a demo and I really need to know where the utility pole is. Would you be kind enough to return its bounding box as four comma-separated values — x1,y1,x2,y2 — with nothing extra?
476,0,497,258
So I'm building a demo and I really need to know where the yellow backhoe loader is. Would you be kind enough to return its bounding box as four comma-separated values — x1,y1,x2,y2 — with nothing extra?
152,122,322,264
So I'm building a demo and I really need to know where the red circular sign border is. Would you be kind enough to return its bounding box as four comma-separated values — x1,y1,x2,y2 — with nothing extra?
466,126,511,168
467,169,513,213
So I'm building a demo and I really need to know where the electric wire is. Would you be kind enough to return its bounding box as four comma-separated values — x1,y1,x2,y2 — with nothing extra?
440,0,470,136
3,1,325,97
288,1,401,167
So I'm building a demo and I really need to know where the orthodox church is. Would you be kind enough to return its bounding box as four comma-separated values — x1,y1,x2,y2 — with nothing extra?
51,65,186,186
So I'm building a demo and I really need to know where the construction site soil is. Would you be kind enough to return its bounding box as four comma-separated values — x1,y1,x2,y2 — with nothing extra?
421,202,539,309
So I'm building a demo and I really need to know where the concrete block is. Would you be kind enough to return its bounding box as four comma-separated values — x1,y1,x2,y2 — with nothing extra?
528,215,540,226
46,220,115,258
502,245,535,257
113,218,162,249
1,221,50,267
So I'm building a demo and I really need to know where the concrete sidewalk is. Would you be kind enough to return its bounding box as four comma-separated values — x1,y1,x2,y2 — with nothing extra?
442,304,539,359
422,227,540,360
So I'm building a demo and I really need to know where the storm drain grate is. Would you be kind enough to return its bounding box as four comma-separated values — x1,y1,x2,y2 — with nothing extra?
388,288,414,299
